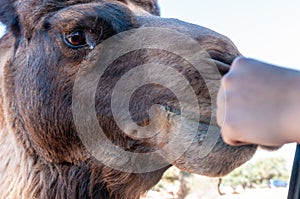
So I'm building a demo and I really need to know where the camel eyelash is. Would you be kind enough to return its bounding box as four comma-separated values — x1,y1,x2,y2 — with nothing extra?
63,27,103,50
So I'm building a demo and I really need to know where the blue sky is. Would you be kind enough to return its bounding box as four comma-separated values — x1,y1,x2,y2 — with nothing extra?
0,0,298,165
0,24,5,38
159,0,300,70
2,0,298,68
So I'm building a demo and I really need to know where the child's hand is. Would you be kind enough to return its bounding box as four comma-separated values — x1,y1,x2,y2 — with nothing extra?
217,57,300,147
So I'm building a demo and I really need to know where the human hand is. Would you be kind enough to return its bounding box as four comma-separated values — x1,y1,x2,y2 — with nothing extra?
217,57,300,147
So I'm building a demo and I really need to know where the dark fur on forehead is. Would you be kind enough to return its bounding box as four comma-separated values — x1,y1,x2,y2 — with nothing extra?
0,0,19,36
0,0,159,36
0,0,17,26
128,0,160,15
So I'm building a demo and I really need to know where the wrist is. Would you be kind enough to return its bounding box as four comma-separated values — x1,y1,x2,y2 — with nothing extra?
278,67,300,143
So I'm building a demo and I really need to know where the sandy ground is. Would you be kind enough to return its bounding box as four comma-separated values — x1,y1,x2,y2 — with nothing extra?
218,188,288,199
142,188,289,199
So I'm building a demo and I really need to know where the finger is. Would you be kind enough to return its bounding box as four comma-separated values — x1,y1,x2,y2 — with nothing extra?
216,83,226,127
230,56,247,70
220,124,249,146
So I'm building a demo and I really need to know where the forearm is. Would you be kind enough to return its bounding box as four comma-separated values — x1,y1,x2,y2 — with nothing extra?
279,66,300,143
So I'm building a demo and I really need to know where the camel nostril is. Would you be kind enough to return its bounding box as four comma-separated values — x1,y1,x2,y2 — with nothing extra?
212,58,231,75
206,49,239,76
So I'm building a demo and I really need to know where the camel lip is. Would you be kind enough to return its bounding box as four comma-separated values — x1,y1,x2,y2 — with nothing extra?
206,48,238,75
212,58,230,75
161,105,215,126
161,105,219,136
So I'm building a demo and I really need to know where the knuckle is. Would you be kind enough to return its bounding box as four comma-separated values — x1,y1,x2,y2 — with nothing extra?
221,134,237,146
216,110,224,127
221,73,235,87
221,118,237,140
231,56,248,69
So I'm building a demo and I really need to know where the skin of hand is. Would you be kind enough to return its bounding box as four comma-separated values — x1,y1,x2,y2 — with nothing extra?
217,57,300,147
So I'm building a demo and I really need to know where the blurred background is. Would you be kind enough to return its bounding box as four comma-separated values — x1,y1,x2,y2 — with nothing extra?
0,0,299,198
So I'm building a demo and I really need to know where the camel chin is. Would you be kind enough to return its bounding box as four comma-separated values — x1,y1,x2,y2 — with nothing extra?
139,107,257,177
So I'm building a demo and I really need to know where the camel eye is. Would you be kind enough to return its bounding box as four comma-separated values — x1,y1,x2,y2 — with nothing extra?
64,30,87,48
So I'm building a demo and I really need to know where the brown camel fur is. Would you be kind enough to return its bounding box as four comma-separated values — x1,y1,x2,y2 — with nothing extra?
0,0,257,198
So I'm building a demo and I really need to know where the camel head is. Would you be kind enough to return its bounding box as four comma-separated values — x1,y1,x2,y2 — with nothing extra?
0,0,257,198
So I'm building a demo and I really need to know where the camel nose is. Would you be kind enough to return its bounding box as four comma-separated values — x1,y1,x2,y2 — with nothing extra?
135,16,240,76
211,56,231,75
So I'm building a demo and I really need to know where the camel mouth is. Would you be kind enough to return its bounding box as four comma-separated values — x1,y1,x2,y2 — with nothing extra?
212,58,231,75
158,55,233,125
172,121,258,177
208,48,237,74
